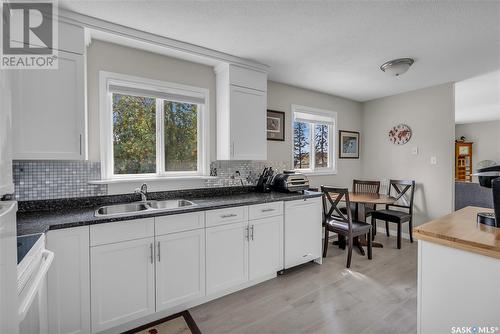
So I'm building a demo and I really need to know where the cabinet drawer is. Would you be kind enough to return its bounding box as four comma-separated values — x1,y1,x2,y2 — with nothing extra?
90,218,154,246
249,201,283,220
229,65,267,92
206,206,248,228
155,212,205,235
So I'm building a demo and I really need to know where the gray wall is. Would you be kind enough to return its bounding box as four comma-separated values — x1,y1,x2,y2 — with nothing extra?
267,81,363,189
455,120,500,182
362,83,455,226
86,41,364,193
87,40,217,163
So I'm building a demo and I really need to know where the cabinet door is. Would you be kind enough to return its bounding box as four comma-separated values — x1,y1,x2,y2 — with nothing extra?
47,227,90,334
206,222,249,295
0,72,13,195
12,50,86,159
156,229,206,312
249,216,283,280
229,86,267,160
284,198,322,269
90,238,155,333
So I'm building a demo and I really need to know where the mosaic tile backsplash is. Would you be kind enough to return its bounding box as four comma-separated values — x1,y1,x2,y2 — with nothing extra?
13,160,107,201
205,160,290,187
12,160,290,201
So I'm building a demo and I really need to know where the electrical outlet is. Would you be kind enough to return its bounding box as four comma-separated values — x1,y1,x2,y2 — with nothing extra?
430,156,437,165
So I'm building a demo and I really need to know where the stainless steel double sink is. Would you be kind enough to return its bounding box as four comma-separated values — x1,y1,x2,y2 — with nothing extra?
95,199,195,218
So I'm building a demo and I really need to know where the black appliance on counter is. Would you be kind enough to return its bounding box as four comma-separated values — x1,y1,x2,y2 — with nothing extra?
271,170,310,193
474,165,500,227
255,167,275,192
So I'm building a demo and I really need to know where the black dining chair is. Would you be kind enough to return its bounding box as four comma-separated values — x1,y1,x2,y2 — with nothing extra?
371,180,416,249
321,186,372,268
340,180,380,240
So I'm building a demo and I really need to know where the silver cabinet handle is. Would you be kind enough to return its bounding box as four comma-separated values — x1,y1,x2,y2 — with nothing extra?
261,208,275,212
149,243,154,264
221,213,237,219
250,225,254,240
157,242,161,262
245,225,249,241
79,134,82,156
231,142,235,157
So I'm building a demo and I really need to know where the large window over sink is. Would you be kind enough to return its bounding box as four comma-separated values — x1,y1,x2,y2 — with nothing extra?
100,72,209,179
292,105,336,174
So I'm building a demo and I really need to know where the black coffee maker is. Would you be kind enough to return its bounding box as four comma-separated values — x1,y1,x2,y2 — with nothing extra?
475,165,500,227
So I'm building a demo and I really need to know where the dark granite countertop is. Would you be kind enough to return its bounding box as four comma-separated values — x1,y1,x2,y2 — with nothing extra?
17,188,322,236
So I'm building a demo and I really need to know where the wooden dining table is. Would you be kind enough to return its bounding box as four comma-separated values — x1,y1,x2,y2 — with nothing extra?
331,191,398,255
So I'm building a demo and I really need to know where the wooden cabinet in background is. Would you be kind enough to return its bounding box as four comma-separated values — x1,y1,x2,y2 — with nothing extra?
455,141,473,182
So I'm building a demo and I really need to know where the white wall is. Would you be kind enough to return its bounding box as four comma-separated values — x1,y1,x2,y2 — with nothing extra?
362,83,455,227
267,81,364,189
455,121,500,178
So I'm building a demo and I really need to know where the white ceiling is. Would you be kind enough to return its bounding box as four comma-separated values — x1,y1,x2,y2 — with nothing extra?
455,70,500,124
60,1,500,102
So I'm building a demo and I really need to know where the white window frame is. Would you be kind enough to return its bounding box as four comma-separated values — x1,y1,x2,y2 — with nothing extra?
99,71,210,180
291,104,337,175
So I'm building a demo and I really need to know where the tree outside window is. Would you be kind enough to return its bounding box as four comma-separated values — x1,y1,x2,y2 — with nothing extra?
293,121,310,169
292,107,335,173
112,93,200,175
315,124,329,168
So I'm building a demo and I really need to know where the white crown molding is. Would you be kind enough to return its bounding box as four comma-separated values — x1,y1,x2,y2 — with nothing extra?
57,8,270,72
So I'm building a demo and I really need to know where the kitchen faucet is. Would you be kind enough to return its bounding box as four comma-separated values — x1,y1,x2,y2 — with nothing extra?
134,183,148,202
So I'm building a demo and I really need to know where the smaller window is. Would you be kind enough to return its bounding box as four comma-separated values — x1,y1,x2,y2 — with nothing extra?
292,105,336,174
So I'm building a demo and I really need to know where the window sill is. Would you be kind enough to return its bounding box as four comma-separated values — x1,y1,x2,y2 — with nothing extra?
88,175,217,185
296,170,338,176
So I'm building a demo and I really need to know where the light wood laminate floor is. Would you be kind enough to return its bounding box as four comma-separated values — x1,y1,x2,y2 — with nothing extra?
190,235,417,334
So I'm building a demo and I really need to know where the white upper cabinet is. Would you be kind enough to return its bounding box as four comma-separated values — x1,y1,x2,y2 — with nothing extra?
215,64,267,160
11,22,86,160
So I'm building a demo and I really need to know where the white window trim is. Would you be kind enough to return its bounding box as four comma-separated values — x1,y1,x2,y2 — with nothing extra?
291,104,337,175
99,71,210,180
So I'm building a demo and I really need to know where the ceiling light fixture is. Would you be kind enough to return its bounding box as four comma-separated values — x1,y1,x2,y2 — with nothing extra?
380,58,415,76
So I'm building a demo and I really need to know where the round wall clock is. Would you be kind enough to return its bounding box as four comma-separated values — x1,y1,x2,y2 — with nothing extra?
388,124,412,145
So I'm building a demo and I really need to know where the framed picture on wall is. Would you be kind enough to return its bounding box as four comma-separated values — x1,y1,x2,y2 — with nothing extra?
267,110,285,141
339,130,360,159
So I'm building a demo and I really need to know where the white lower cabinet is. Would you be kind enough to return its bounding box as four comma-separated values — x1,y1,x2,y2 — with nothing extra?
156,229,206,311
46,199,320,333
46,226,90,334
249,216,283,280
206,211,284,295
90,237,156,333
284,198,323,269
206,221,249,294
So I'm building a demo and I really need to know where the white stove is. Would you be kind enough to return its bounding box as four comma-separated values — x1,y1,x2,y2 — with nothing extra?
18,233,53,334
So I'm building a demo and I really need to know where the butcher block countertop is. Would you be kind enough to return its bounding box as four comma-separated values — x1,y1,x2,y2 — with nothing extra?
413,206,500,259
